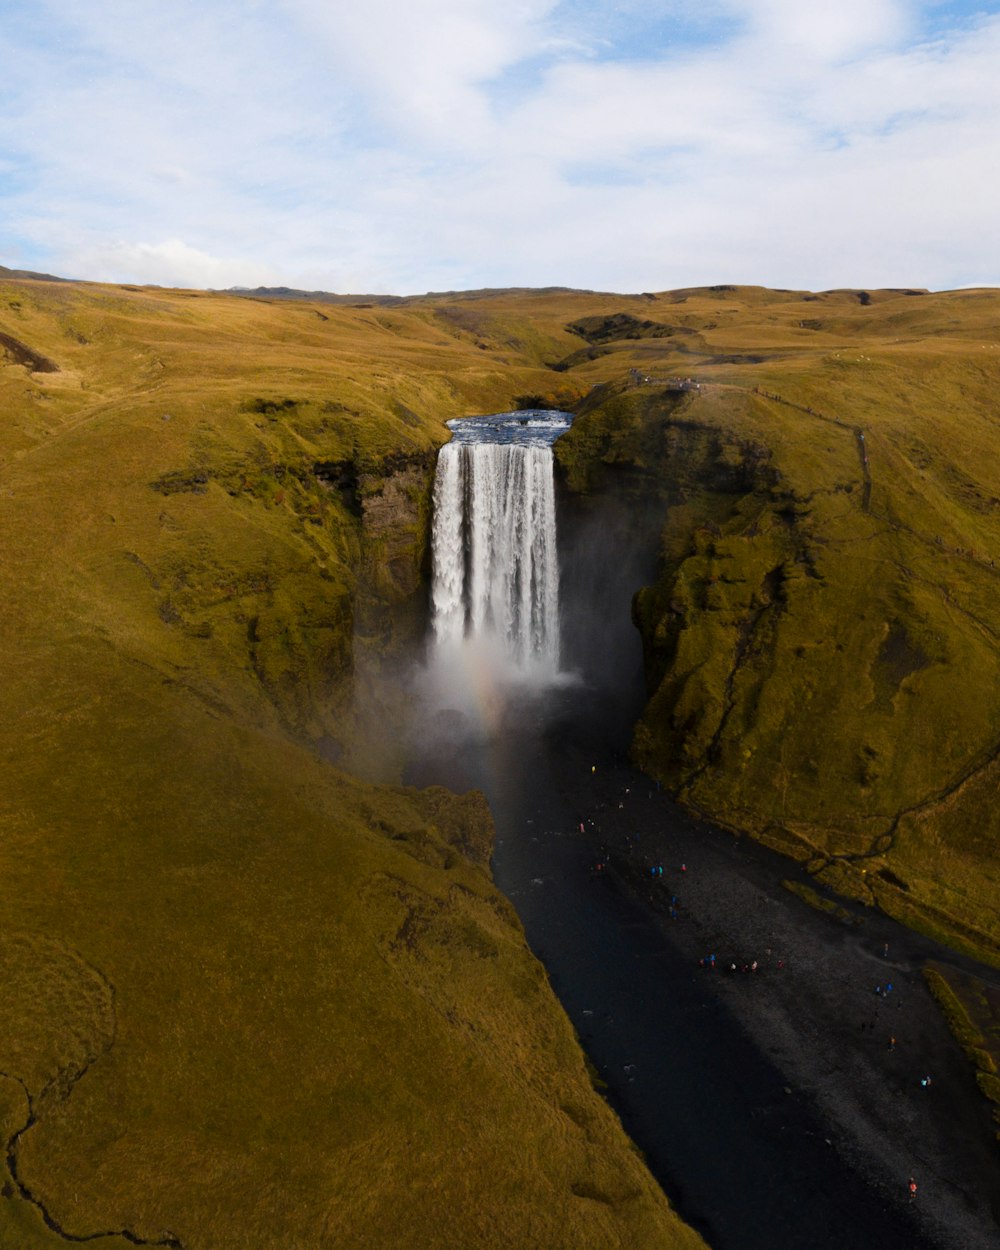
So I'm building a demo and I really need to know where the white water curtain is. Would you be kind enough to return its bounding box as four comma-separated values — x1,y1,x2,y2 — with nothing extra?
431,441,560,674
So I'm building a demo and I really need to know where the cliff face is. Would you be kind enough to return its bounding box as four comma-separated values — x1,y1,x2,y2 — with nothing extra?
353,450,437,649
557,304,1000,966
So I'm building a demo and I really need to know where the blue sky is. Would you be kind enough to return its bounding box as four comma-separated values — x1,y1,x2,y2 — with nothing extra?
1,0,999,293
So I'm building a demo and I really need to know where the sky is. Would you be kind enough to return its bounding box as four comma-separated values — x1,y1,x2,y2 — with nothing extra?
2,0,999,294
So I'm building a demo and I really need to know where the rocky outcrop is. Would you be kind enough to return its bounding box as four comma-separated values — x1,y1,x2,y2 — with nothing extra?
0,331,59,373
355,451,437,646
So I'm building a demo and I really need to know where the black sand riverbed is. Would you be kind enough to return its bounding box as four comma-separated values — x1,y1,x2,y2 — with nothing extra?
410,684,1000,1250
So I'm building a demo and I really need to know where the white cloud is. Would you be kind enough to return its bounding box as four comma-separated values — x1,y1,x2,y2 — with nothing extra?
67,239,282,289
734,0,911,59
282,0,560,148
1,0,999,292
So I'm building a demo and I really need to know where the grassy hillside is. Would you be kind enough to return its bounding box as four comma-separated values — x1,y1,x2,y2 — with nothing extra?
0,279,705,1249
553,285,1000,966
6,272,1000,1245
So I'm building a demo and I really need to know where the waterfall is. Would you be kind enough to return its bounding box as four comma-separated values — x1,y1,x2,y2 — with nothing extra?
430,440,561,681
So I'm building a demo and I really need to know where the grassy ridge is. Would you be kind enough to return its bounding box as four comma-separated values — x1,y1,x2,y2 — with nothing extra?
923,965,1000,1134
0,280,704,1248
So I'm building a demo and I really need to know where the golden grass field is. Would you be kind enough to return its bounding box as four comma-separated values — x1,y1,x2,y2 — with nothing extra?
3,273,1000,1245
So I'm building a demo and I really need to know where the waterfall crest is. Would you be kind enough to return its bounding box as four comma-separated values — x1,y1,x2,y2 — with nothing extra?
430,439,562,683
